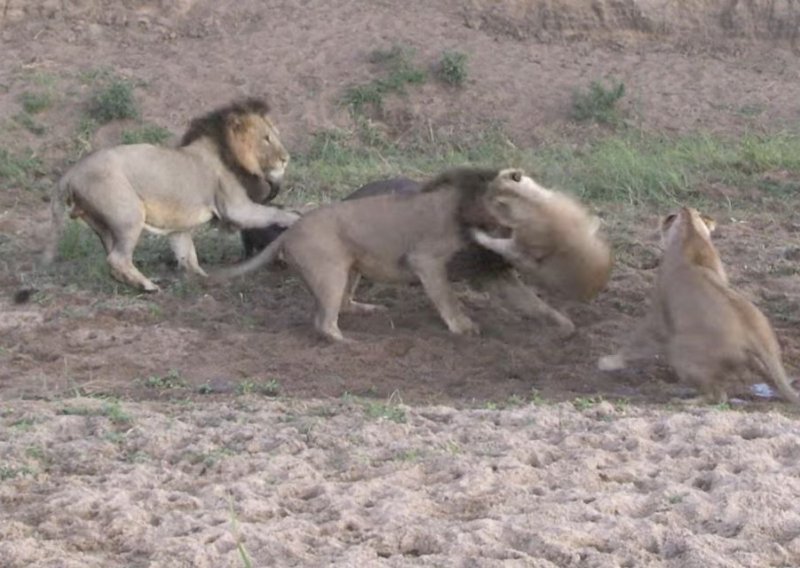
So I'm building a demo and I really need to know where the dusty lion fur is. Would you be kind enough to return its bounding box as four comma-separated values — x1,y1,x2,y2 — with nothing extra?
42,96,297,292
598,206,800,405
212,167,604,341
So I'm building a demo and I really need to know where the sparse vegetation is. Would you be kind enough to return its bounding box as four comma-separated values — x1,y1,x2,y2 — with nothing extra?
287,123,800,207
0,464,35,481
237,379,281,397
87,78,140,123
18,91,53,114
438,50,468,86
571,79,626,125
573,396,604,411
343,45,426,114
121,124,172,145
13,112,46,136
142,369,186,390
0,148,43,189
57,400,132,425
364,401,407,423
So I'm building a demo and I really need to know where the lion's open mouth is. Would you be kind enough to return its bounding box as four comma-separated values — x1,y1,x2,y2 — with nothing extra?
266,178,282,202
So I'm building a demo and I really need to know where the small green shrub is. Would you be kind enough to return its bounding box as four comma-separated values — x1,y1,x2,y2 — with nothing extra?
571,79,626,125
121,124,172,145
438,50,468,86
13,112,46,136
343,45,426,113
18,91,53,114
88,79,139,123
0,148,43,189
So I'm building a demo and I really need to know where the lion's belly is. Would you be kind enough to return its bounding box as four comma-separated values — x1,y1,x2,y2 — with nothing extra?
355,255,415,283
143,201,214,233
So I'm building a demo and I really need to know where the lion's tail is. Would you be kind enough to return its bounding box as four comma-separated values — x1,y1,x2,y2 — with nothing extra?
41,175,69,265
210,231,287,282
755,347,800,406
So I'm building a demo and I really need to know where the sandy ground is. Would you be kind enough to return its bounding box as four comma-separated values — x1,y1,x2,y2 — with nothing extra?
3,398,800,567
2,1,800,566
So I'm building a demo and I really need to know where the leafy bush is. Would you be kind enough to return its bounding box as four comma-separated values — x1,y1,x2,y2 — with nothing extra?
88,79,139,123
121,124,172,145
571,79,626,125
438,50,468,86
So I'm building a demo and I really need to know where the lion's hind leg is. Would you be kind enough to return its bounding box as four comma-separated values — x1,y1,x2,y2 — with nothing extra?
668,338,729,404
102,200,159,292
289,249,352,342
340,270,387,314
169,232,207,277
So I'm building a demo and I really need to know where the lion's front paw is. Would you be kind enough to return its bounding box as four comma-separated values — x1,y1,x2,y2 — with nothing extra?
448,315,480,336
276,210,301,227
470,228,492,247
598,354,626,371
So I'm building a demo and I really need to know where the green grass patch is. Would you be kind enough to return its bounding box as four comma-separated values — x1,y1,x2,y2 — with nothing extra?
12,112,46,135
437,50,468,86
57,400,132,425
0,464,35,481
141,369,186,390
343,45,426,114
18,91,53,114
87,78,140,123
0,148,43,189
121,123,172,145
285,125,800,208
571,79,626,126
237,379,280,397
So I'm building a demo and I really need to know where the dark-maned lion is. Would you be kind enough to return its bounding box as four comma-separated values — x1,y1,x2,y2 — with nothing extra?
213,167,609,342
239,176,421,258
43,97,298,292
598,207,800,405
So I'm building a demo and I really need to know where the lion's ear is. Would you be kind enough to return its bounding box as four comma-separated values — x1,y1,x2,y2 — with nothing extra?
226,115,265,178
661,213,677,233
700,213,717,233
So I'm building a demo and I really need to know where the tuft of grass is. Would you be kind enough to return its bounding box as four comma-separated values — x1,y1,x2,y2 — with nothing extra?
571,79,626,125
11,418,37,431
13,112,47,136
365,401,407,423
18,91,53,114
437,50,468,86
0,148,43,189
237,379,280,397
142,369,186,390
88,78,140,123
0,465,35,481
57,400,132,425
57,220,104,260
343,45,426,114
121,124,172,145
573,396,604,411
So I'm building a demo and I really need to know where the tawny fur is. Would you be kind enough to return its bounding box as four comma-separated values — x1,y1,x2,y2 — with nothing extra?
598,207,800,405
213,168,587,341
471,169,612,302
42,97,297,292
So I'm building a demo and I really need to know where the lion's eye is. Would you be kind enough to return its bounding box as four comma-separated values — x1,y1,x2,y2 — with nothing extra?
264,134,271,143
511,171,521,182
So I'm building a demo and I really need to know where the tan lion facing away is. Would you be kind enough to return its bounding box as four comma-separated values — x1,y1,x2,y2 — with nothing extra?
598,207,800,405
42,97,298,292
213,167,612,342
